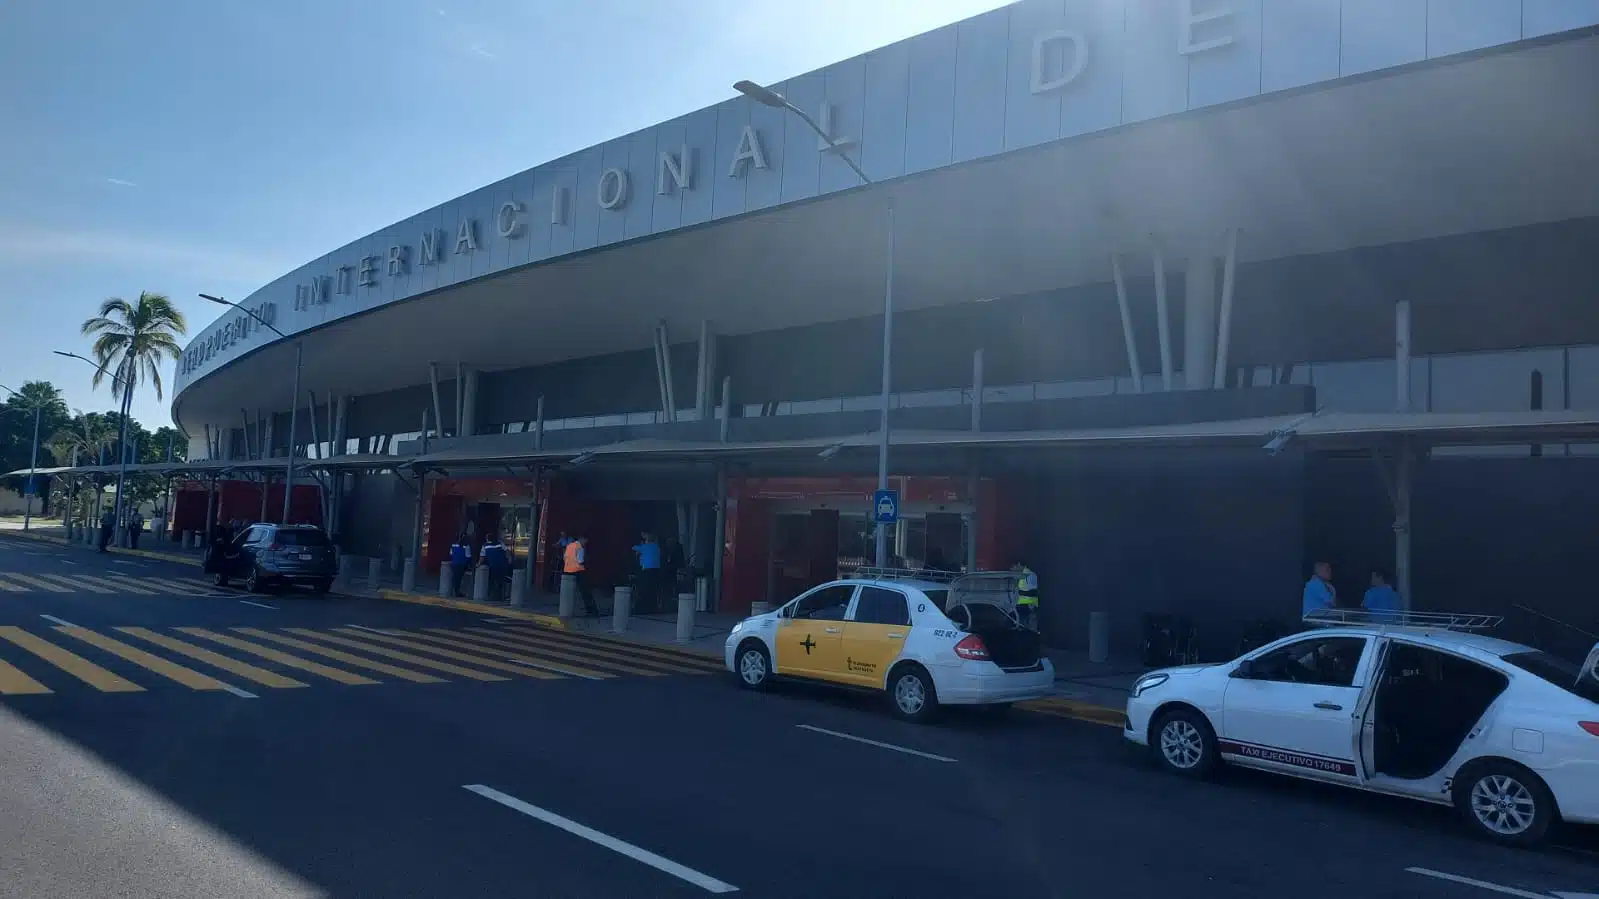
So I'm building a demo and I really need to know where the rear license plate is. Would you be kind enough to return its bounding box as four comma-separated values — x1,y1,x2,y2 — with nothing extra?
298,553,313,561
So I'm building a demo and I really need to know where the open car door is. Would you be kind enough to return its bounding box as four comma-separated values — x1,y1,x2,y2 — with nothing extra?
1352,637,1392,783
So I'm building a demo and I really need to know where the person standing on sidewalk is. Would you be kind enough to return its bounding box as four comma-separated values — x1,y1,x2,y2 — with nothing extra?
98,507,116,553
631,532,661,613
1014,561,1040,630
563,535,598,616
449,534,472,598
127,510,144,550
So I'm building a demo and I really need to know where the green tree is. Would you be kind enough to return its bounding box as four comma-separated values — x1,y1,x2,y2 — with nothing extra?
1,381,71,493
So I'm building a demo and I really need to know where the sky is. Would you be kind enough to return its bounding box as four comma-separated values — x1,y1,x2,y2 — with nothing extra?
0,0,1008,431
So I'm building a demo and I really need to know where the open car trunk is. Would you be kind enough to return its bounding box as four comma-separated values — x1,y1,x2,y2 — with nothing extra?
945,572,1042,669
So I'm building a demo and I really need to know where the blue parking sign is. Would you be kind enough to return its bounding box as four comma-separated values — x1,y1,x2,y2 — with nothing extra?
872,489,898,524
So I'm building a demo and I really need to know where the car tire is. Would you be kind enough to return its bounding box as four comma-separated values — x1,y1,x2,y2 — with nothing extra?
888,664,938,723
1151,707,1219,778
1453,760,1557,847
734,641,771,691
245,567,264,594
213,570,229,588
312,579,332,596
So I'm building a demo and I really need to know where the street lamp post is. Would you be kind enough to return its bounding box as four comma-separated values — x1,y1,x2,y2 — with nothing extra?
53,351,134,543
0,385,44,532
200,294,301,523
734,80,895,567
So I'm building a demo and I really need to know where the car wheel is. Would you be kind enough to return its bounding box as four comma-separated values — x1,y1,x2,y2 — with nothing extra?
888,664,938,723
213,570,229,588
1152,708,1219,778
312,579,332,596
1455,761,1556,847
734,641,771,691
245,567,264,594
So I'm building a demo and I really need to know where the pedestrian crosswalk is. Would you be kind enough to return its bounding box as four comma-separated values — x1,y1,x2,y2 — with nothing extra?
0,623,724,697
0,573,229,596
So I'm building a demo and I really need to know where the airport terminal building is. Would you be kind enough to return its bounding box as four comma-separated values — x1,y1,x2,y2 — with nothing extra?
159,2,1599,656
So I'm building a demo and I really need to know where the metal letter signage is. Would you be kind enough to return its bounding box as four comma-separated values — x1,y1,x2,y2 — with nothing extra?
815,104,856,153
657,146,692,195
1032,29,1088,94
728,125,768,177
358,255,378,287
419,229,441,265
597,168,630,209
496,201,524,238
454,219,478,254
1178,0,1236,55
387,245,409,277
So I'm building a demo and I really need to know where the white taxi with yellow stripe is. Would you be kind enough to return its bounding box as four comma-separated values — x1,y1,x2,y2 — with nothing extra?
725,569,1054,721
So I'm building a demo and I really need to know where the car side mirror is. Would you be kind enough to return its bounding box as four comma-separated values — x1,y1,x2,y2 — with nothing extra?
1232,659,1258,679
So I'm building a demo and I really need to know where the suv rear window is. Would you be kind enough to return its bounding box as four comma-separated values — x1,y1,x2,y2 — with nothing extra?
275,529,329,547
1501,651,1599,704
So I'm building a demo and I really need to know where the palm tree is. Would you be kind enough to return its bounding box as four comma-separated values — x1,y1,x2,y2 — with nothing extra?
80,292,187,402
80,291,187,532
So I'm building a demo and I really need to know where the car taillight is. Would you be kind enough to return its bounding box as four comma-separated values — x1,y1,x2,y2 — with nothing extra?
1580,722,1599,737
954,634,989,661
268,543,284,552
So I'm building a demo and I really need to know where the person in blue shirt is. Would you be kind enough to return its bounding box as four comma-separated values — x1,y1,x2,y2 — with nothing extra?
1363,570,1401,616
1302,561,1336,617
633,532,662,613
480,533,512,600
449,534,471,598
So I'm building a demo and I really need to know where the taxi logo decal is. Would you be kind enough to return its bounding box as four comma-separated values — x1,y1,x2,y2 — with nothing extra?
1217,739,1357,777
846,657,877,674
799,634,817,655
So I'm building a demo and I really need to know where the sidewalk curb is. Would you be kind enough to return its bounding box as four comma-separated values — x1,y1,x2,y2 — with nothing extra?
372,589,725,660
6,529,202,567
1017,697,1126,728
375,590,568,629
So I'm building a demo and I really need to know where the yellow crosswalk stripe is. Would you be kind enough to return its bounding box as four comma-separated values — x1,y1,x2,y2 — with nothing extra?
115,628,308,689
66,573,161,595
29,574,114,594
456,628,670,677
154,577,222,593
54,627,230,691
331,629,562,680
110,576,206,594
493,627,713,675
4,573,71,593
281,629,509,682
0,626,144,692
231,628,445,684
404,630,615,679
0,657,51,694
0,578,24,592
176,628,378,686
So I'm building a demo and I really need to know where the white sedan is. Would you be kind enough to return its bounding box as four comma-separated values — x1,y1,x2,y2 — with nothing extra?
1125,612,1599,846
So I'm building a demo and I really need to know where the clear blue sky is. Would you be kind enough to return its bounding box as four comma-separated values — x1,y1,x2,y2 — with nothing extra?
0,0,1005,430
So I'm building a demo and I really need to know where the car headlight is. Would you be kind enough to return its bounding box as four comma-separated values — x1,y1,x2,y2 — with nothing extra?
1130,673,1169,698
730,621,743,636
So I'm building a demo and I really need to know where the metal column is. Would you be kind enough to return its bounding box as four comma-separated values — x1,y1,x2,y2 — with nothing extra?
1184,256,1218,390
694,319,714,421
1394,438,1414,611
1152,246,1174,391
1212,228,1239,389
429,363,444,443
534,395,545,451
1396,299,1412,412
712,465,727,612
970,348,984,431
1110,254,1143,393
719,376,731,442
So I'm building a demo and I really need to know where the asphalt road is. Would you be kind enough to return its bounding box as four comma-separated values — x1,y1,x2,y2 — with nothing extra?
0,534,1594,899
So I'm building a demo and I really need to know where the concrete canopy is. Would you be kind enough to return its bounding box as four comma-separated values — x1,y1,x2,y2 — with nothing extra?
173,30,1599,430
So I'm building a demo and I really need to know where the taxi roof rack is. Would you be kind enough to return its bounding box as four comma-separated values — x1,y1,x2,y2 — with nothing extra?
1304,607,1504,633
850,566,963,584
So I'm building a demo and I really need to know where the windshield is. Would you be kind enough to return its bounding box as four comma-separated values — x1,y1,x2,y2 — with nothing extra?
1501,651,1599,704
275,530,329,547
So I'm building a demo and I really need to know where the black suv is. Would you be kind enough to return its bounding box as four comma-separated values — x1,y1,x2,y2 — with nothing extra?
207,524,336,594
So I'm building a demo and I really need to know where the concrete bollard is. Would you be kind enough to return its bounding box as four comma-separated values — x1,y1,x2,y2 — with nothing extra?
472,565,489,601
402,558,417,593
1088,611,1110,664
439,561,454,598
510,569,526,607
558,574,576,618
337,554,354,588
390,545,403,573
750,601,772,616
193,532,205,550
368,557,382,589
181,530,192,549
611,585,632,634
676,594,696,644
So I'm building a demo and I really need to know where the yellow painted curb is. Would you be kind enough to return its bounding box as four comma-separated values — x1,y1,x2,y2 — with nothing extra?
375,590,567,628
4,530,201,566
1018,696,1126,728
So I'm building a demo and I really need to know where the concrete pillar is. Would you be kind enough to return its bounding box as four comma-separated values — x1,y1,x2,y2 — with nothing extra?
510,568,526,607
611,585,632,634
1396,299,1412,412
402,558,417,593
1184,256,1218,390
439,561,454,598
676,594,695,644
694,319,715,420
460,367,480,437
558,574,576,618
367,557,382,589
333,395,348,456
472,564,489,601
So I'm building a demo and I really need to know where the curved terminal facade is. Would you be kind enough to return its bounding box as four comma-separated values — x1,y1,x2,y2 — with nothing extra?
170,2,1599,654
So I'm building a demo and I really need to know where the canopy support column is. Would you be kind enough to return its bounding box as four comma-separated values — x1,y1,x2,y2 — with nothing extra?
1396,299,1413,412
1110,254,1143,393
1213,228,1239,389
1152,244,1174,391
